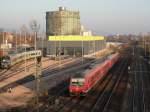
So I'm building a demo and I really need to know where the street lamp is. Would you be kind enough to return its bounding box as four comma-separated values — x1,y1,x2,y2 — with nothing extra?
59,36,61,68
25,32,27,73
19,31,22,48
82,36,84,64
94,39,96,57
2,32,4,57
15,31,18,52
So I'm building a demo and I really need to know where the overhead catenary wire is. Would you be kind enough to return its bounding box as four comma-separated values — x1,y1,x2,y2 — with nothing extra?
82,36,83,64
19,31,21,47
2,32,4,57
34,31,39,112
15,31,17,52
25,32,27,74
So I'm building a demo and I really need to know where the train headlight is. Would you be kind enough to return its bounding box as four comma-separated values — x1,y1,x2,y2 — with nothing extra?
2,59,4,62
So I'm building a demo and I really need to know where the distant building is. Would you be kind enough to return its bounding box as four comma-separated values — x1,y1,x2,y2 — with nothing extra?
0,43,12,49
46,7,81,36
47,36,106,56
0,32,13,57
0,32,13,44
80,25,92,36
44,7,106,57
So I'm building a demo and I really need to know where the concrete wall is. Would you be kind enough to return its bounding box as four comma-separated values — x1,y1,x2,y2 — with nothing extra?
47,40,106,56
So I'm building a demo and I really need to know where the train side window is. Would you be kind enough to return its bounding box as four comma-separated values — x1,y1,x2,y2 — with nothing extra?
31,53,35,55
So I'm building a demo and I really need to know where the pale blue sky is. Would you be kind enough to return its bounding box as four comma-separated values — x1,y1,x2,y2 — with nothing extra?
0,0,150,35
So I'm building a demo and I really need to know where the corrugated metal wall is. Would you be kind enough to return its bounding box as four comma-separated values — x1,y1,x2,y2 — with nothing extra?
47,40,106,56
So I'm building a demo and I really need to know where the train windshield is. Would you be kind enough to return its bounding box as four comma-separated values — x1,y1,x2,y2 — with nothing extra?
2,56,10,62
71,78,85,86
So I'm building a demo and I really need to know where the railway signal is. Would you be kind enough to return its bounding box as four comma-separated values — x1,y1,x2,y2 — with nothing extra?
35,56,42,112
36,56,42,80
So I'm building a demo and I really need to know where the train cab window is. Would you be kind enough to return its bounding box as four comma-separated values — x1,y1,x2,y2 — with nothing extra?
71,81,84,86
3,56,10,61
31,53,35,55
71,79,84,86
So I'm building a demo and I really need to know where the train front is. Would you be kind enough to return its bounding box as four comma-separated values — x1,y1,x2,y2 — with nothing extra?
69,77,85,96
1,56,11,69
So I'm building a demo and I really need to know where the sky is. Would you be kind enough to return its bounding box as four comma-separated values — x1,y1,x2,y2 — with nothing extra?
0,0,150,35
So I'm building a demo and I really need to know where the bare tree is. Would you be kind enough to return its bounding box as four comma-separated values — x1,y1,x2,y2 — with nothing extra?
0,29,4,44
29,20,40,49
20,25,29,45
21,25,28,33
29,20,40,33
0,28,4,33
29,20,41,112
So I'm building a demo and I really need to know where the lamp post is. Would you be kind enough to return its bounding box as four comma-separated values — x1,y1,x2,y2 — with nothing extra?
142,36,146,56
15,31,18,52
82,36,83,64
20,31,21,48
2,32,4,57
55,36,57,59
59,36,61,68
94,39,96,57
41,33,44,57
25,32,27,73
33,31,39,112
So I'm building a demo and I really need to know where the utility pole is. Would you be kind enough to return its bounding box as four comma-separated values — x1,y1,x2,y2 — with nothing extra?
133,46,135,56
144,37,146,56
29,20,41,111
25,32,27,73
55,36,57,59
82,37,84,64
35,56,42,112
143,36,146,56
20,31,21,47
94,40,96,57
41,33,44,57
15,31,18,52
74,48,75,57
34,32,42,112
2,32,4,57
34,31,38,111
59,38,61,68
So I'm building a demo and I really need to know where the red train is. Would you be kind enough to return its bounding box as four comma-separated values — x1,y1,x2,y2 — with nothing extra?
69,53,120,96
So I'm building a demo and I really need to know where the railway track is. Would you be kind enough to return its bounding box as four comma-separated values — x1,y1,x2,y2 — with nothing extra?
99,57,129,112
98,49,132,112
63,70,115,112
41,63,108,112
141,56,150,112
0,58,50,81
123,46,147,112
0,56,92,83
90,57,129,112
0,62,24,76
132,47,146,112
28,57,106,112
43,50,130,112
46,72,113,112
129,48,145,112
0,57,78,89
0,58,94,93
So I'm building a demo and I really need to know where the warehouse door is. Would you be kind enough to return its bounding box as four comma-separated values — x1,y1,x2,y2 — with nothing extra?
65,47,83,57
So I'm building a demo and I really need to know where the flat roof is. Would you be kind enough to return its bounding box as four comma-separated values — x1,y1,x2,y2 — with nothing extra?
48,36,105,41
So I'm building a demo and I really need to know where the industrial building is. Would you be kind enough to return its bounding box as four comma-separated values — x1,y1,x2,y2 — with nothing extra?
44,7,106,57
46,7,81,36
47,36,106,56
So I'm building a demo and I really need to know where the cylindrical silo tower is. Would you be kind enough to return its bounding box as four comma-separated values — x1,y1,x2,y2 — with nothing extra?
46,7,81,36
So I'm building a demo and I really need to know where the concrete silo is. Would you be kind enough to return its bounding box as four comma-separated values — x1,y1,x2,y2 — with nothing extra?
46,7,81,36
